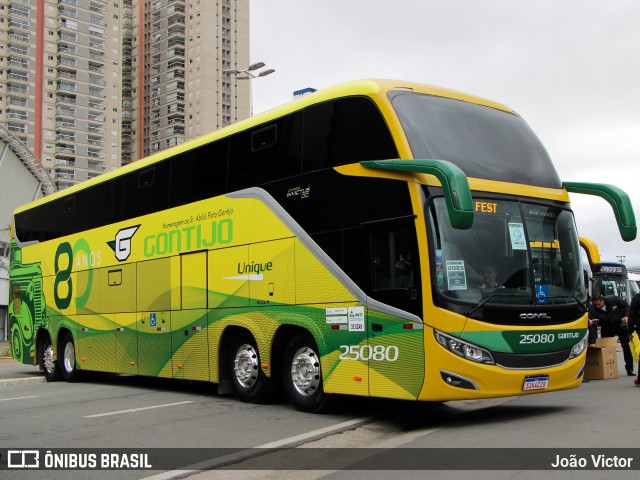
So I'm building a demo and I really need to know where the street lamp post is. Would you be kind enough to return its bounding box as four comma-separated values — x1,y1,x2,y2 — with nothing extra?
223,61,275,80
223,62,275,117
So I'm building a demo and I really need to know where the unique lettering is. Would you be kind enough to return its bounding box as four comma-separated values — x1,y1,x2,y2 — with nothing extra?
237,261,273,275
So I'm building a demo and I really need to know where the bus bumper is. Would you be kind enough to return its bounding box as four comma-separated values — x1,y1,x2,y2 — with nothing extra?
419,349,586,401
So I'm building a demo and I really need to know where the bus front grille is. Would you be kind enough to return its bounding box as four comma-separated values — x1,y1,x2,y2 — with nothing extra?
492,348,574,369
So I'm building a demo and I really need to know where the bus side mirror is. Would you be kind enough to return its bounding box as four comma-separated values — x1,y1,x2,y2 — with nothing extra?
565,182,637,241
361,159,474,230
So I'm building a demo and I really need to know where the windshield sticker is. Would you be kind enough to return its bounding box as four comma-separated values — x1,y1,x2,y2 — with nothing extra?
446,260,467,290
508,223,527,250
435,250,444,287
535,284,549,304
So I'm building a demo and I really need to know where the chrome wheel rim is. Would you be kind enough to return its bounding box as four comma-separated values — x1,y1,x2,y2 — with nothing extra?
234,344,258,388
43,342,56,375
63,341,75,373
290,347,321,396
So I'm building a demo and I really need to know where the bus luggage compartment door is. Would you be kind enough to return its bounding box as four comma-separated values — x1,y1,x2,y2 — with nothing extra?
173,251,209,381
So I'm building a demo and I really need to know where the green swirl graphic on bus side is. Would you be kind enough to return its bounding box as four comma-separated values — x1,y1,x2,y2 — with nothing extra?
8,240,47,364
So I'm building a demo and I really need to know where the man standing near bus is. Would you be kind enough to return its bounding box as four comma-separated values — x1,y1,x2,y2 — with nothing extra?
589,293,634,376
627,292,640,385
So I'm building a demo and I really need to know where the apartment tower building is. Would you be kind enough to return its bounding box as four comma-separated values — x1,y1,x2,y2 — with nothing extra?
0,0,249,190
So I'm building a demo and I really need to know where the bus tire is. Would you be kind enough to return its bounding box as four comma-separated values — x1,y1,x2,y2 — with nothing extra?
282,333,329,413
40,336,62,382
228,332,274,403
59,332,82,382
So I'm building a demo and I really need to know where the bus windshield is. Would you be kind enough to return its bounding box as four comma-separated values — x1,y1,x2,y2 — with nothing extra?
391,92,562,189
428,196,585,307
594,263,638,303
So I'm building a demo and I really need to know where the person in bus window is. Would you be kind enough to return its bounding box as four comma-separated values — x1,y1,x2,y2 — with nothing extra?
394,254,413,288
478,264,500,289
589,293,634,376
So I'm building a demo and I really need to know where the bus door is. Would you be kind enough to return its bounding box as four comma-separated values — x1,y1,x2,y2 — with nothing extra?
137,258,172,378
173,251,209,381
366,219,425,400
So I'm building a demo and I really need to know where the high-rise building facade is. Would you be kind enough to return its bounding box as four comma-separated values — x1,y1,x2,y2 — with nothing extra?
0,0,249,190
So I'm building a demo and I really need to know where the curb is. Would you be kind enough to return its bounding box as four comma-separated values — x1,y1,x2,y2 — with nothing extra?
0,376,46,387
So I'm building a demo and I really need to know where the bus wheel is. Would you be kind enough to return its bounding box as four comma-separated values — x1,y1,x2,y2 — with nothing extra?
228,332,274,403
282,333,329,413
40,336,62,382
60,333,81,382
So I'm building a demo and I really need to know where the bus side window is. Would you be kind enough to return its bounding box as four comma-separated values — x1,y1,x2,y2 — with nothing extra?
55,194,82,238
169,140,229,208
371,227,417,291
301,96,398,172
122,161,170,219
228,113,303,191
84,180,118,229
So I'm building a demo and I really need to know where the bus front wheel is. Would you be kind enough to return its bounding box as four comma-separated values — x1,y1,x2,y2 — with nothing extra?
41,336,62,382
227,332,275,403
282,333,329,413
60,333,81,382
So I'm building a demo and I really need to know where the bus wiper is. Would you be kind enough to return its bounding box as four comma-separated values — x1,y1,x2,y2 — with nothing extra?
542,294,587,312
465,293,520,317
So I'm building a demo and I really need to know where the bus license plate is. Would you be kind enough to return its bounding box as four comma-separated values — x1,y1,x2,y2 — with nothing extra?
523,375,549,391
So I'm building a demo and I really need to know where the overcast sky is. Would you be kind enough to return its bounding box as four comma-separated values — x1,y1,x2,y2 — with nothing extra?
248,0,640,268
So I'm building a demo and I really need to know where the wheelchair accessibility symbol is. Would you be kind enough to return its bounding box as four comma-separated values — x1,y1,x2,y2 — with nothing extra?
536,284,549,304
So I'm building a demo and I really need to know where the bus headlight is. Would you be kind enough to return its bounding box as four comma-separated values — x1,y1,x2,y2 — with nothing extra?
569,333,589,359
435,330,494,365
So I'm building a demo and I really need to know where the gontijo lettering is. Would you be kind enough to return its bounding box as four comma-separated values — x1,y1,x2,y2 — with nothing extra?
144,219,233,256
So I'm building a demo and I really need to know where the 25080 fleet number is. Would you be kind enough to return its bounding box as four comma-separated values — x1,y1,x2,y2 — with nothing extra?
339,345,399,362
519,333,555,344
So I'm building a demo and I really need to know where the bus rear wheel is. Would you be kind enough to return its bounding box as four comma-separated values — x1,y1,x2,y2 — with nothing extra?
227,332,275,403
41,336,62,382
60,333,81,382
282,333,329,413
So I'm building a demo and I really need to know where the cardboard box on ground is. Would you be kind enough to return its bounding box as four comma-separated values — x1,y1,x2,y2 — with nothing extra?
584,337,619,380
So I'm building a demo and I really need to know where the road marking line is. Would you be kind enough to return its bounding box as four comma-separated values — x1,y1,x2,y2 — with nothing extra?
258,416,375,449
84,400,195,418
0,395,39,402
140,416,376,480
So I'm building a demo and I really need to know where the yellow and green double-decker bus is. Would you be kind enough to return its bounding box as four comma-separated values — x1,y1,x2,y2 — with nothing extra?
9,79,636,412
